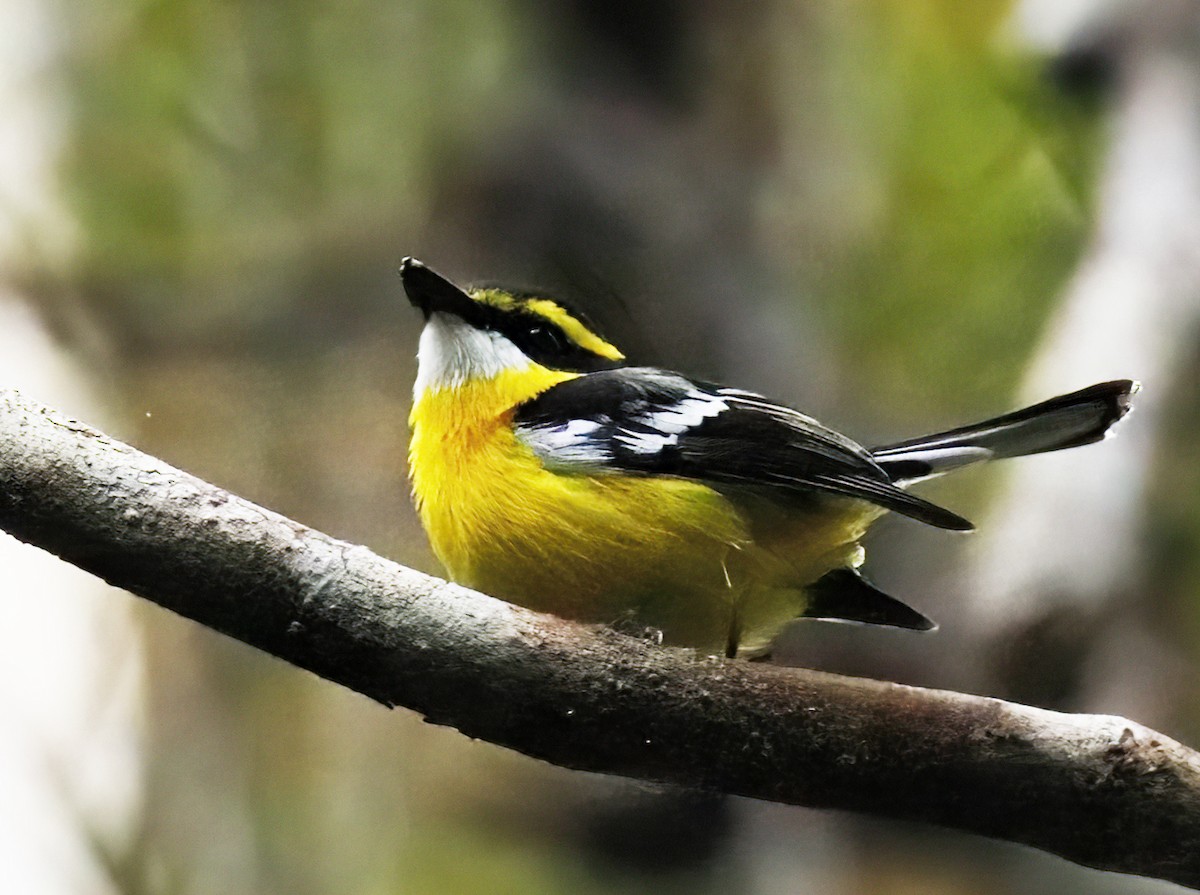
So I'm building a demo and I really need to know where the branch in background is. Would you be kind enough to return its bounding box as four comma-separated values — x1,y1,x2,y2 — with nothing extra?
970,1,1200,667
1,388,1198,890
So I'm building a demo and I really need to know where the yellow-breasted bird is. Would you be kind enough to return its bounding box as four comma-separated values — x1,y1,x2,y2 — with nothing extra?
403,258,1135,658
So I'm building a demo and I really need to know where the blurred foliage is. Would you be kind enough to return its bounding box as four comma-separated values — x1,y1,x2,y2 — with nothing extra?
40,0,1131,893
61,0,527,345
816,0,1101,419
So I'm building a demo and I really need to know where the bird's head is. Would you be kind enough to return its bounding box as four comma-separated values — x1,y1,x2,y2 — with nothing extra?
401,257,624,392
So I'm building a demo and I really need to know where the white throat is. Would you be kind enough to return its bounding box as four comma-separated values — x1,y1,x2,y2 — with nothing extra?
414,312,531,397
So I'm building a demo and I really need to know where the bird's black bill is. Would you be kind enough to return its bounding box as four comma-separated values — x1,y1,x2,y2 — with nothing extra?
400,257,482,323
803,568,936,631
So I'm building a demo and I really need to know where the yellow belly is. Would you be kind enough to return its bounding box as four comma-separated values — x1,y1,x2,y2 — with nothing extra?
408,371,875,655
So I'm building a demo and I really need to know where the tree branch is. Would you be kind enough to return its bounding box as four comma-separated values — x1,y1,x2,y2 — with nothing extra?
0,388,1197,888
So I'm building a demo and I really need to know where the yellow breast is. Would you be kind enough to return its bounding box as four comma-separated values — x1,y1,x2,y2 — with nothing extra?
408,367,874,654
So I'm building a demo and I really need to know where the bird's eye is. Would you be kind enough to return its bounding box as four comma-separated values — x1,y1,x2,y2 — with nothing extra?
525,324,567,355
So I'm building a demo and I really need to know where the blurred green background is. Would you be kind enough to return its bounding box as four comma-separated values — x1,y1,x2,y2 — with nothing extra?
6,0,1193,892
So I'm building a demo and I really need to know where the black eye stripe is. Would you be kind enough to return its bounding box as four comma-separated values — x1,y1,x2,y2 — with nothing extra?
471,304,561,339
524,322,568,352
491,311,566,343
465,292,620,373
504,316,572,356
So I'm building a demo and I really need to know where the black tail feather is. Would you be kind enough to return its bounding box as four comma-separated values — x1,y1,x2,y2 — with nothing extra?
871,380,1137,484
803,568,936,631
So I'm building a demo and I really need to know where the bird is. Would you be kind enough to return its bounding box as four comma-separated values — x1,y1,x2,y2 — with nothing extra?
402,257,1136,659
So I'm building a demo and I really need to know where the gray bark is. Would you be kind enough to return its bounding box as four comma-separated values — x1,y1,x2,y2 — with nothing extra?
0,388,1198,888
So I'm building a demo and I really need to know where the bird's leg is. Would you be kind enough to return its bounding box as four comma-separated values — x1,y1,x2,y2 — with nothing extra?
724,610,741,659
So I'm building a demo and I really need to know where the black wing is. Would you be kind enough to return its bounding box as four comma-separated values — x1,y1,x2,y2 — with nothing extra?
513,367,972,530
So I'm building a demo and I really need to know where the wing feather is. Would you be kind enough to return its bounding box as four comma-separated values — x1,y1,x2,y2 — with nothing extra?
514,368,972,530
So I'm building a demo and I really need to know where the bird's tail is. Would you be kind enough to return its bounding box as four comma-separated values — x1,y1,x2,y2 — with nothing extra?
871,380,1138,485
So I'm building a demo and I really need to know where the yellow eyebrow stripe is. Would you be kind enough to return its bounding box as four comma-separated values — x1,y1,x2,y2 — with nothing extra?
525,299,624,361
469,289,625,361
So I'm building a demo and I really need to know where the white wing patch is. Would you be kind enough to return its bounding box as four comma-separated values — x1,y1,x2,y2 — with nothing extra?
519,418,611,469
517,387,731,470
717,387,823,427
614,391,729,455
